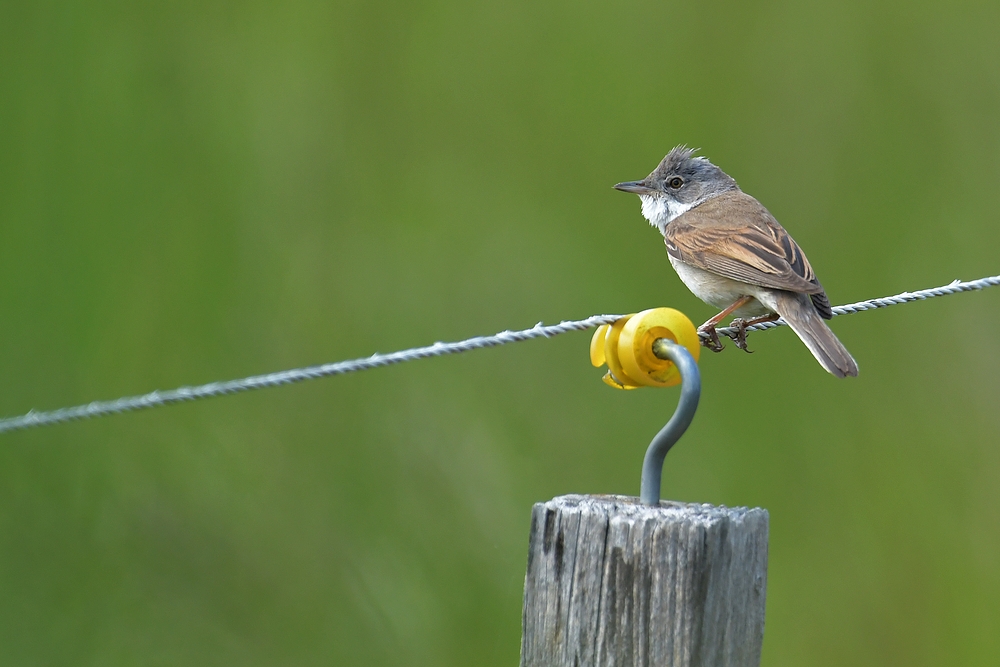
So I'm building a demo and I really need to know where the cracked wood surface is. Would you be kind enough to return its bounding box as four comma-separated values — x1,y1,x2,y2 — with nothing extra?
520,495,768,667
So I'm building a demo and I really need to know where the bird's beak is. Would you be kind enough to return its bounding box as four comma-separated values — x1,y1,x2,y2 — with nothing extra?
613,180,656,195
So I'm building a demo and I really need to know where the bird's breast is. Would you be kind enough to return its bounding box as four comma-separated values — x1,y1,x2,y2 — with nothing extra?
667,256,772,317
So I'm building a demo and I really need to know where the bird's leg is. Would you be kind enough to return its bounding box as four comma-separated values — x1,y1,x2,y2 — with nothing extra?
698,296,755,353
727,313,780,352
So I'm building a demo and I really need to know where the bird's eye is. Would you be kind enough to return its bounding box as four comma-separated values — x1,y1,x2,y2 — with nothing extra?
668,177,684,189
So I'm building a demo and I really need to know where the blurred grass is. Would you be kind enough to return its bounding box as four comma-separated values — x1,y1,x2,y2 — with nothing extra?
1,1,999,665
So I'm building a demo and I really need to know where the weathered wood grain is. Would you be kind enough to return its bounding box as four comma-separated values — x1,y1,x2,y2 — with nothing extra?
520,495,768,667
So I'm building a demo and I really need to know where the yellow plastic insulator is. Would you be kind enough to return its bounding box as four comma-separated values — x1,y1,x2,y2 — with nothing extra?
601,315,642,390
589,324,609,367
589,316,642,389
618,308,700,387
590,308,700,389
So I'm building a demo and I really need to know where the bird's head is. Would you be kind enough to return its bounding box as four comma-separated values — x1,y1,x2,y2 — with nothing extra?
614,146,739,234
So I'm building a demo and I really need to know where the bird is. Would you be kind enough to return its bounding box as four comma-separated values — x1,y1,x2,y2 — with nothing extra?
614,146,858,378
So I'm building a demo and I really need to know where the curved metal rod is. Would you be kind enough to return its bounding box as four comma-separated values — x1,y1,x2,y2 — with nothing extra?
639,339,702,505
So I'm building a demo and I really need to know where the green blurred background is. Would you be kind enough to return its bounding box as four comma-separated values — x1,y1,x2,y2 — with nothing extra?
1,1,999,665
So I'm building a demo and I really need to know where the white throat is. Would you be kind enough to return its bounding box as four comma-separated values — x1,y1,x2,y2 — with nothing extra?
640,195,693,235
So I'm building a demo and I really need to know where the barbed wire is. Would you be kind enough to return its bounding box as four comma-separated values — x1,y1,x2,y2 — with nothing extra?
0,275,997,435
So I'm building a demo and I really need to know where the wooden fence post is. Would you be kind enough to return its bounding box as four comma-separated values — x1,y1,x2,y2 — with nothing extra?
520,494,768,667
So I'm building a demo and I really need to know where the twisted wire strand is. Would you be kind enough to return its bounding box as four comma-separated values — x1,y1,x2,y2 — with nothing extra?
713,274,1000,337
0,315,622,434
0,275,997,434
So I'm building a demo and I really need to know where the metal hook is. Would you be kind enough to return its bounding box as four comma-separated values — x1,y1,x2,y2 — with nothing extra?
639,338,702,505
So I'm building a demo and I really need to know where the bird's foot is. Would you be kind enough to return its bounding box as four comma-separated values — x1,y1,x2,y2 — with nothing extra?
698,325,726,353
727,318,753,353
724,313,779,353
698,296,756,353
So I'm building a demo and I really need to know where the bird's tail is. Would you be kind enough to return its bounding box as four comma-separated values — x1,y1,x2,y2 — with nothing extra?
773,291,859,378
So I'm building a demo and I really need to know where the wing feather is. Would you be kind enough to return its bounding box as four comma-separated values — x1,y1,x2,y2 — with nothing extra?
664,191,826,295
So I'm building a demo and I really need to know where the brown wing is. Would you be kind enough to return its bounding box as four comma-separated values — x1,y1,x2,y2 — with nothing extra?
663,191,825,295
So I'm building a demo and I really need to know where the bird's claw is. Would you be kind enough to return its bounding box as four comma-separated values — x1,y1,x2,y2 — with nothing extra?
727,318,754,353
698,325,726,353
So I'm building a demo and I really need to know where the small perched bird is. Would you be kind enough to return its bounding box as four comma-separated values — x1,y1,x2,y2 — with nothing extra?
615,146,858,378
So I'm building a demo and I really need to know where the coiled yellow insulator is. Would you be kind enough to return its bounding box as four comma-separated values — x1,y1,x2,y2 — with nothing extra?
590,308,700,389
